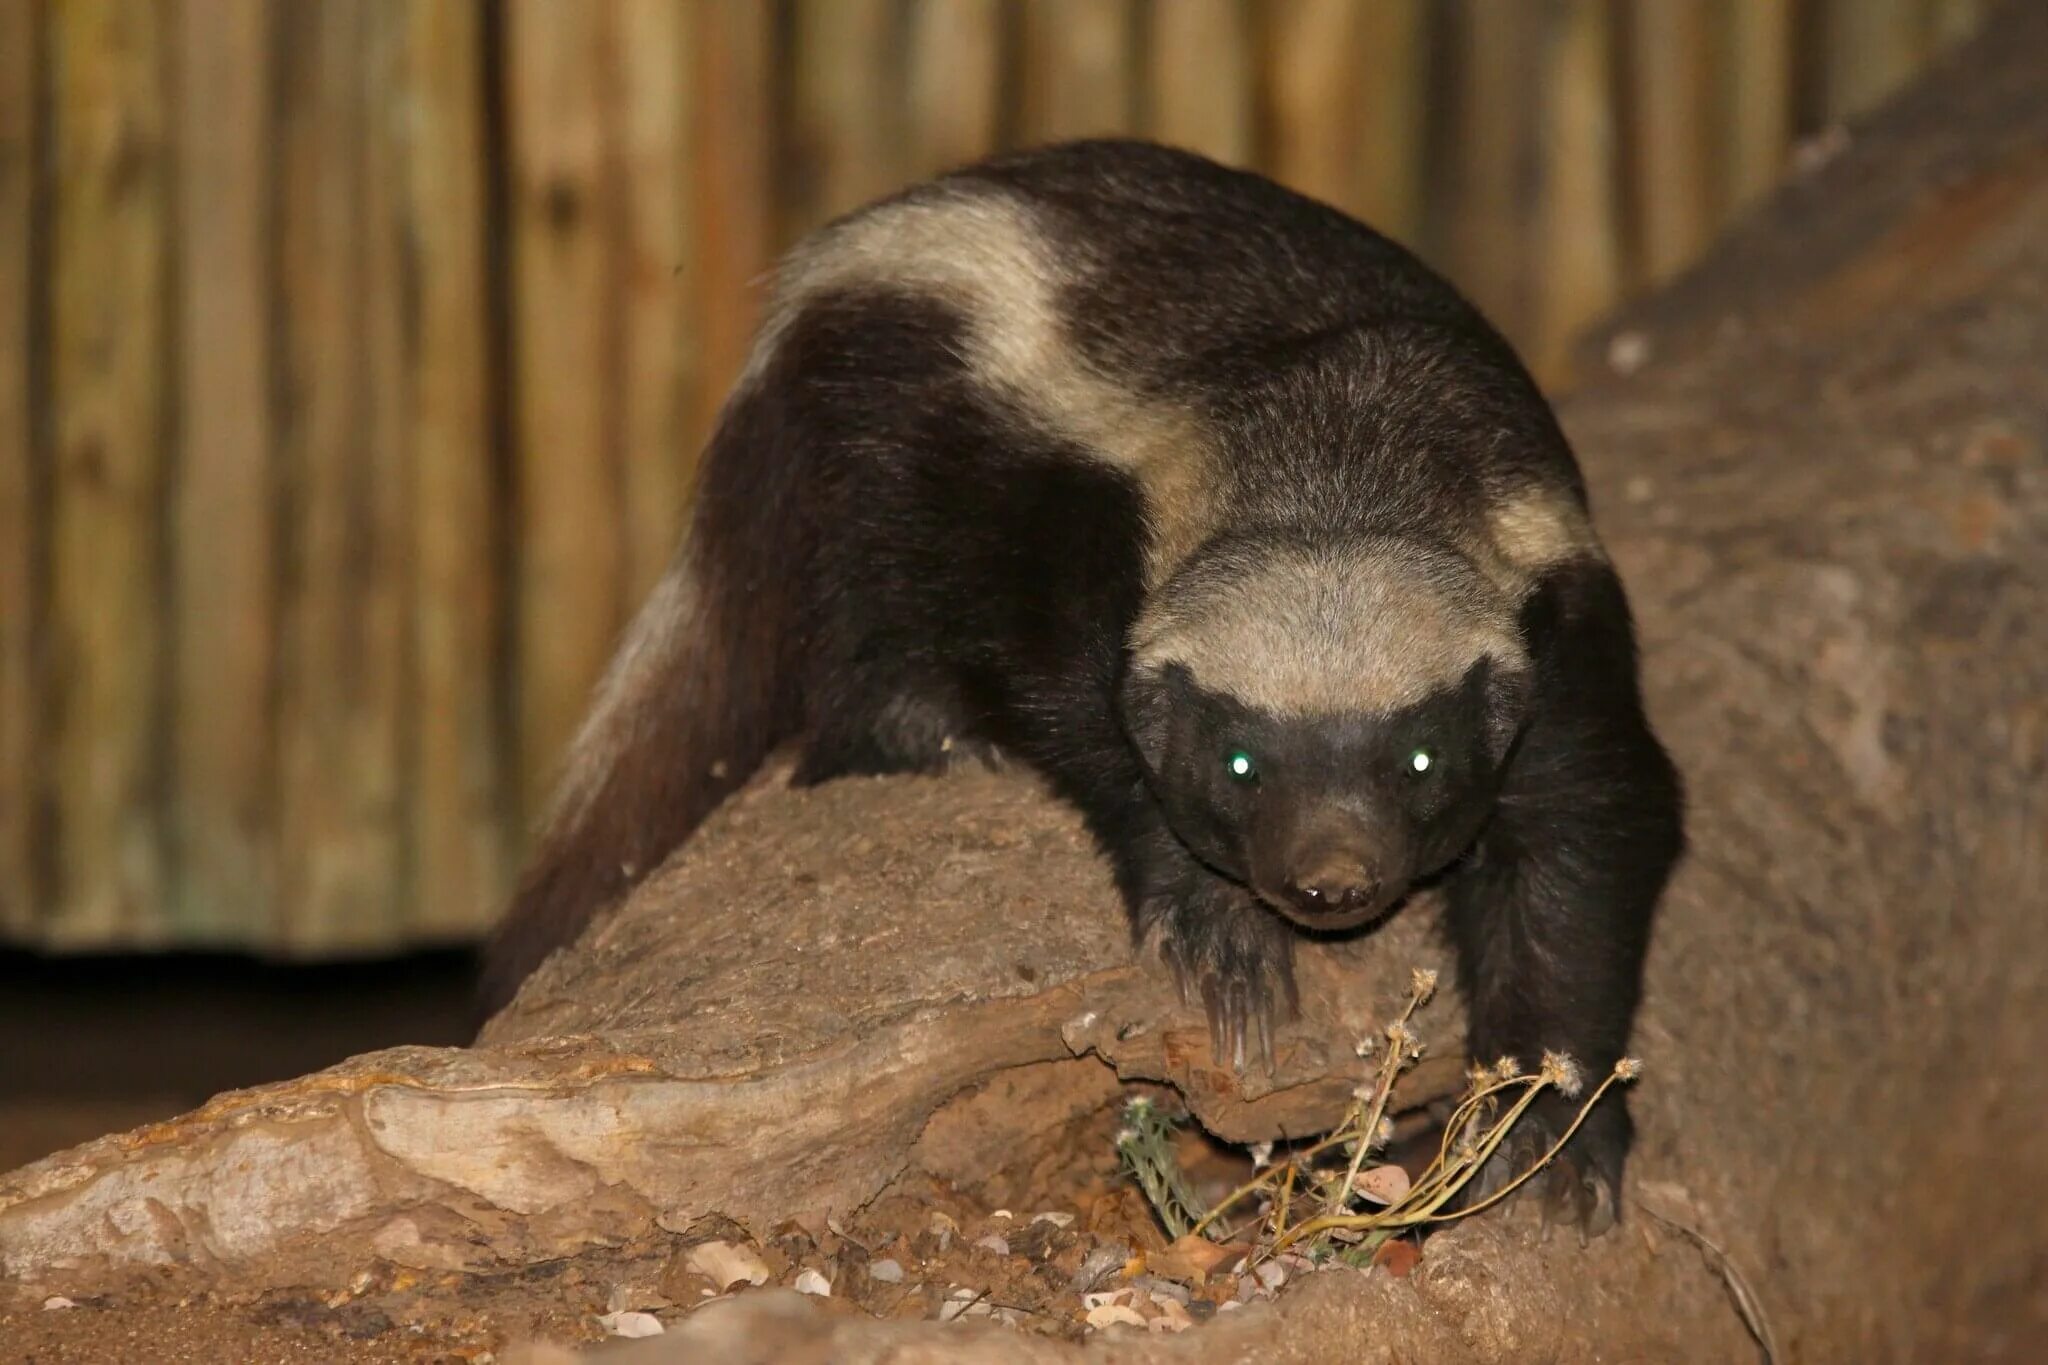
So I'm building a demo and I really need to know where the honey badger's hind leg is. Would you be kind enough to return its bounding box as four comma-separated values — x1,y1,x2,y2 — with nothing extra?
1445,564,1684,1240
792,679,1003,784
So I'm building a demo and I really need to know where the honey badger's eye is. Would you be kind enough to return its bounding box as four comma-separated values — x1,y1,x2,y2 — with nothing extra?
1407,747,1436,776
1225,750,1259,782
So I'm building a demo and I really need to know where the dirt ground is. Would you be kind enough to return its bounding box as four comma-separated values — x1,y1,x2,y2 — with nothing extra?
1,1089,1460,1363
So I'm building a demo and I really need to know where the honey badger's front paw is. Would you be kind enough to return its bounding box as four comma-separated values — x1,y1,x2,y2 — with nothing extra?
1463,1089,1629,1243
1154,888,1299,1074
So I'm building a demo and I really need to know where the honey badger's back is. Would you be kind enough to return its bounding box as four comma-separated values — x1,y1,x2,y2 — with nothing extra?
479,138,1600,1014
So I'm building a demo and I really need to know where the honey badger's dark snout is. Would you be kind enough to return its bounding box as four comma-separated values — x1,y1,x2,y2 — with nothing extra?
1257,808,1407,929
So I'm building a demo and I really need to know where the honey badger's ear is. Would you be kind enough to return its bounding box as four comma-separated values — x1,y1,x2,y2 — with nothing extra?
1471,655,1530,763
1118,660,1190,774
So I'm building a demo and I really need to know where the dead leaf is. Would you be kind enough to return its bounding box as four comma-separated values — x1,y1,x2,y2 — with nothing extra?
684,1240,770,1292
1146,1294,1194,1333
1085,1303,1149,1330
1372,1239,1422,1278
1357,1164,1412,1206
1145,1234,1250,1286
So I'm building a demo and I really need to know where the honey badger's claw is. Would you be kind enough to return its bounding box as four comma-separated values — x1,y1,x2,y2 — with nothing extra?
1462,1090,1627,1241
1196,960,1290,1077
1155,886,1300,1076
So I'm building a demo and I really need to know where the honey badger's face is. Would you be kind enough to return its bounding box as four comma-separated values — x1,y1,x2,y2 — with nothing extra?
1122,539,1530,928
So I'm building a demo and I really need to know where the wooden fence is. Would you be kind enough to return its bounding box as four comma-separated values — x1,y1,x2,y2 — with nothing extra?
0,0,1987,954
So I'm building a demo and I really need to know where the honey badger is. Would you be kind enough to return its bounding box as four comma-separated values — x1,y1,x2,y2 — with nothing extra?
484,140,1683,1234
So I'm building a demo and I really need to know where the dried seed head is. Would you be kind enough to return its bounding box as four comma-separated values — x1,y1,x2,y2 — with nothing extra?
1465,1061,1496,1090
1354,1035,1377,1058
1410,968,1439,1002
1373,1117,1394,1146
1539,1051,1584,1098
1494,1055,1523,1080
1614,1057,1644,1081
1384,1020,1413,1049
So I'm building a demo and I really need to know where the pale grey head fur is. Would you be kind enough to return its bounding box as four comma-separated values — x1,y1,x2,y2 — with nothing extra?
1130,536,1528,717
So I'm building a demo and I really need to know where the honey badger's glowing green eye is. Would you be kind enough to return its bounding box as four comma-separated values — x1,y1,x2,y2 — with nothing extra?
1226,750,1258,781
1408,748,1435,775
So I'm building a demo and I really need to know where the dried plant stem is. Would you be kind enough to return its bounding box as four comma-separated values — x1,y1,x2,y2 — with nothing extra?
1187,976,1433,1241
1130,966,1641,1268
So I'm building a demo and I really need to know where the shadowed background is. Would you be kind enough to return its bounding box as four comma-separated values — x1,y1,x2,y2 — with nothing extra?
0,0,1993,1168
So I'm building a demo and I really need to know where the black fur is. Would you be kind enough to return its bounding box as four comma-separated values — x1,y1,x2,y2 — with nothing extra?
483,140,1684,1234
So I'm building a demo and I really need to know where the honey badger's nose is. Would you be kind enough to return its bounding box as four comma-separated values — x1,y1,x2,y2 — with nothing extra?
1283,856,1379,918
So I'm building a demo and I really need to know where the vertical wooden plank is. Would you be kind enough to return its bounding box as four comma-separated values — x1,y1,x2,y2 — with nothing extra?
46,0,171,943
1018,0,1137,144
1263,0,1426,240
405,0,506,940
173,0,275,941
275,0,404,949
504,0,626,821
1531,0,1623,386
350,0,415,949
1822,0,1923,121
1925,0,1985,49
1726,0,1794,211
1624,0,1718,287
616,0,699,600
0,0,39,935
1351,0,1428,243
1437,0,1542,345
905,0,1001,179
693,0,776,441
1146,0,1253,166
789,0,906,232
1263,0,1364,211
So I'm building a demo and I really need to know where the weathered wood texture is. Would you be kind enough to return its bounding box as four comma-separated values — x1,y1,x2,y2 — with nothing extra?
46,0,171,945
2,1,1992,950
0,0,41,937
3,14,2044,1359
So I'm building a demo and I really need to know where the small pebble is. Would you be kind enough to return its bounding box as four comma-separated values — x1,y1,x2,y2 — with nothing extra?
596,1310,664,1339
793,1269,832,1297
869,1258,905,1284
42,1297,77,1311
1254,1260,1288,1292
1031,1211,1075,1229
1606,329,1652,376
1134,1276,1189,1305
974,1233,1011,1256
939,1287,986,1323
1067,1242,1131,1294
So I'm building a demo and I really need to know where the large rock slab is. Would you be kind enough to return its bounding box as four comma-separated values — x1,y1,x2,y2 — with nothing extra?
0,765,1457,1297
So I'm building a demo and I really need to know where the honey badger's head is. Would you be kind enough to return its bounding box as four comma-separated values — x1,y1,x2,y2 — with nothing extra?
1121,534,1530,929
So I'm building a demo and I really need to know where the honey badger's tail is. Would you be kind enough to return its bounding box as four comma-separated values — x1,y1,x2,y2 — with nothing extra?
478,388,806,1019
